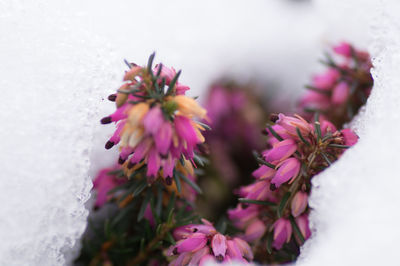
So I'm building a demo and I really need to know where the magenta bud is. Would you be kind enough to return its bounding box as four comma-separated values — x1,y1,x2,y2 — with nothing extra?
291,191,308,217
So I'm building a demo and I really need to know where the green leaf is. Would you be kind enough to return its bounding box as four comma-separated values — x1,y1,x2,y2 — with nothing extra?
173,172,182,193
150,198,161,225
266,125,283,141
147,52,156,73
314,112,322,141
177,171,203,194
305,85,331,95
133,180,148,197
321,152,332,165
289,215,305,244
328,144,350,149
253,151,276,169
166,70,181,95
296,127,310,146
166,232,176,245
195,121,212,130
193,154,205,167
266,231,273,254
137,189,152,222
124,59,133,69
238,198,276,206
156,184,163,217
165,192,176,223
277,192,291,218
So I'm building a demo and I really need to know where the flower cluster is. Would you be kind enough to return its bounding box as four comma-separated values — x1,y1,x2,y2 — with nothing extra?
101,54,208,185
167,219,253,265
299,42,373,126
229,113,358,260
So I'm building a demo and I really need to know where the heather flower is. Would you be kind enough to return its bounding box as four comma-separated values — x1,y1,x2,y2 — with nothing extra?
300,42,373,127
101,54,208,186
92,166,127,208
272,218,292,250
167,220,253,265
295,215,311,240
229,113,358,255
270,158,301,189
291,191,308,217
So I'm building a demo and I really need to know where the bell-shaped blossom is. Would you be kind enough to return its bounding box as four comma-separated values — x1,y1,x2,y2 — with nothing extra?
333,42,352,57
341,128,359,146
291,191,308,217
272,218,292,250
312,69,340,90
92,166,127,208
296,215,311,240
263,138,297,164
276,113,312,138
332,81,350,105
271,158,301,189
243,218,267,242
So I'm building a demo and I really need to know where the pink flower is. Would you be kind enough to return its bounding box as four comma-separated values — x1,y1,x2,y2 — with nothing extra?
142,106,164,135
341,128,358,146
276,113,312,138
333,42,352,57
271,158,301,189
233,237,253,261
154,64,176,84
291,191,308,217
93,167,126,208
272,218,292,250
154,121,172,155
239,180,273,201
174,115,200,147
312,69,340,90
211,233,227,261
252,165,276,180
296,215,311,240
299,91,330,111
175,233,207,253
228,204,259,229
244,218,266,242
332,81,350,105
263,138,297,164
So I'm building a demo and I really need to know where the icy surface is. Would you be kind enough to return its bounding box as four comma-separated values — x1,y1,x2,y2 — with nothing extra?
298,0,400,265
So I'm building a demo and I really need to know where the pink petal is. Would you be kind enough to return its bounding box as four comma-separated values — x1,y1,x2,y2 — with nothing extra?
211,233,227,260
146,147,161,176
271,158,301,188
176,233,207,253
252,165,276,180
263,139,297,164
174,115,199,146
155,121,172,155
143,106,164,135
332,81,350,105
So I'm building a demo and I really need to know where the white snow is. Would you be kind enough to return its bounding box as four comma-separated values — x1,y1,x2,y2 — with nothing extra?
1,0,399,265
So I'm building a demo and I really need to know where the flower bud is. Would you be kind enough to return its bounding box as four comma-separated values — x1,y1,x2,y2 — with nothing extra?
291,191,308,217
